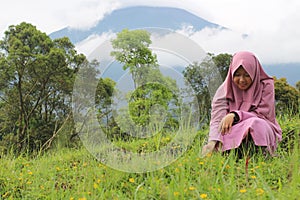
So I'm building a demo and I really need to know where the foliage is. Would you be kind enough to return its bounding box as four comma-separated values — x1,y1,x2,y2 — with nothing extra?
183,55,224,121
0,115,298,199
211,52,232,81
111,29,158,89
110,29,180,137
274,77,299,115
0,22,113,154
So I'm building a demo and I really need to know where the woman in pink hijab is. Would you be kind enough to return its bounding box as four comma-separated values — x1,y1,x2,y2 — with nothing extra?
201,51,282,157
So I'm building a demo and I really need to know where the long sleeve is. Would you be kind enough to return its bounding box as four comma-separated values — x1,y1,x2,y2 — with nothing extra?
208,83,228,142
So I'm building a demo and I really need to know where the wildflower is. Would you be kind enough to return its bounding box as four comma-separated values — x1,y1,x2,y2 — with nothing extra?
199,161,204,165
70,198,74,200
256,188,265,195
200,193,207,199
189,186,196,191
78,198,86,200
251,175,256,179
175,168,180,173
174,191,180,196
129,178,135,183
28,171,33,175
93,183,99,189
239,189,247,193
2,192,9,198
56,167,61,171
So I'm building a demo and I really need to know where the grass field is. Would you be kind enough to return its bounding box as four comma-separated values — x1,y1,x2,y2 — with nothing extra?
0,114,299,200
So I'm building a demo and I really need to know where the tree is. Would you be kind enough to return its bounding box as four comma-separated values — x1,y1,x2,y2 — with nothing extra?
110,29,180,135
110,29,158,89
0,22,86,153
211,53,232,81
296,81,300,92
95,77,117,135
274,77,299,115
183,54,223,122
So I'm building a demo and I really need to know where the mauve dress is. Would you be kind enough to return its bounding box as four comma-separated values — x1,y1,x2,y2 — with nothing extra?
208,52,282,155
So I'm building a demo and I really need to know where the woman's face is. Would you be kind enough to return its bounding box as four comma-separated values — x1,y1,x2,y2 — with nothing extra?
233,66,253,90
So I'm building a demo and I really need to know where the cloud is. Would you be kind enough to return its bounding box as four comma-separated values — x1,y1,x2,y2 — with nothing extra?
61,0,121,30
1,0,300,64
75,31,116,56
177,23,300,64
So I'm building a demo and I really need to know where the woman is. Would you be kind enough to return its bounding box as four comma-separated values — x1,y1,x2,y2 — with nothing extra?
201,51,282,157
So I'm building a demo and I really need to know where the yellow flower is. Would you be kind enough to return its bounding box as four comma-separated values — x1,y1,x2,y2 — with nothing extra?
251,175,256,179
28,171,33,175
129,178,135,183
174,191,180,196
189,186,196,191
175,168,180,173
200,193,208,199
199,161,204,165
78,198,86,200
93,183,99,189
256,188,265,195
56,167,61,171
239,189,247,193
69,198,74,200
2,192,9,198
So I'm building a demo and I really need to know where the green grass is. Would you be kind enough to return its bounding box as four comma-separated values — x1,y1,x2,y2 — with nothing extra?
0,115,299,200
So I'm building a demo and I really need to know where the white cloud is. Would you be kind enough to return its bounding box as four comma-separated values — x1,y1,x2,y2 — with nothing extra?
1,0,300,64
75,31,116,56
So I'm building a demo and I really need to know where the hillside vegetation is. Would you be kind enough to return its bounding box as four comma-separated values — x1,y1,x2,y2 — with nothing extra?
0,114,299,200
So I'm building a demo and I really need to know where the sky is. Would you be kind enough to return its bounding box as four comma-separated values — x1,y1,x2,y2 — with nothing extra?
1,0,300,64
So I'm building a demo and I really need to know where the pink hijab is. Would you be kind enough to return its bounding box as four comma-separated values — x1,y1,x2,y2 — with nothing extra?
225,51,273,112
208,51,281,142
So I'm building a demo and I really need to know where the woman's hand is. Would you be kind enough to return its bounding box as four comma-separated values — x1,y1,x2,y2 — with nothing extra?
218,113,235,135
201,141,217,157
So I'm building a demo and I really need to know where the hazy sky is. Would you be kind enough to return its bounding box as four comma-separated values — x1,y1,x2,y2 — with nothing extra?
1,0,300,64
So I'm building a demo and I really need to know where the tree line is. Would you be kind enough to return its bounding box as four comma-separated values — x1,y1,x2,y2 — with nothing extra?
0,23,299,155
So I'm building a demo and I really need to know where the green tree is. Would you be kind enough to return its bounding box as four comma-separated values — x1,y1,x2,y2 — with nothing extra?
0,22,86,153
183,54,223,122
95,77,117,135
110,29,180,134
296,81,300,92
211,53,232,81
274,77,299,115
110,29,158,89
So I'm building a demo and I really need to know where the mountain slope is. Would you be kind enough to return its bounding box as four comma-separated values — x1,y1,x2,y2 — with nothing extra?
49,6,221,44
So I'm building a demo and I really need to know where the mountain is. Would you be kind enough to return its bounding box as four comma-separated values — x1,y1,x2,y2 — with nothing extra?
50,6,299,86
50,6,221,44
